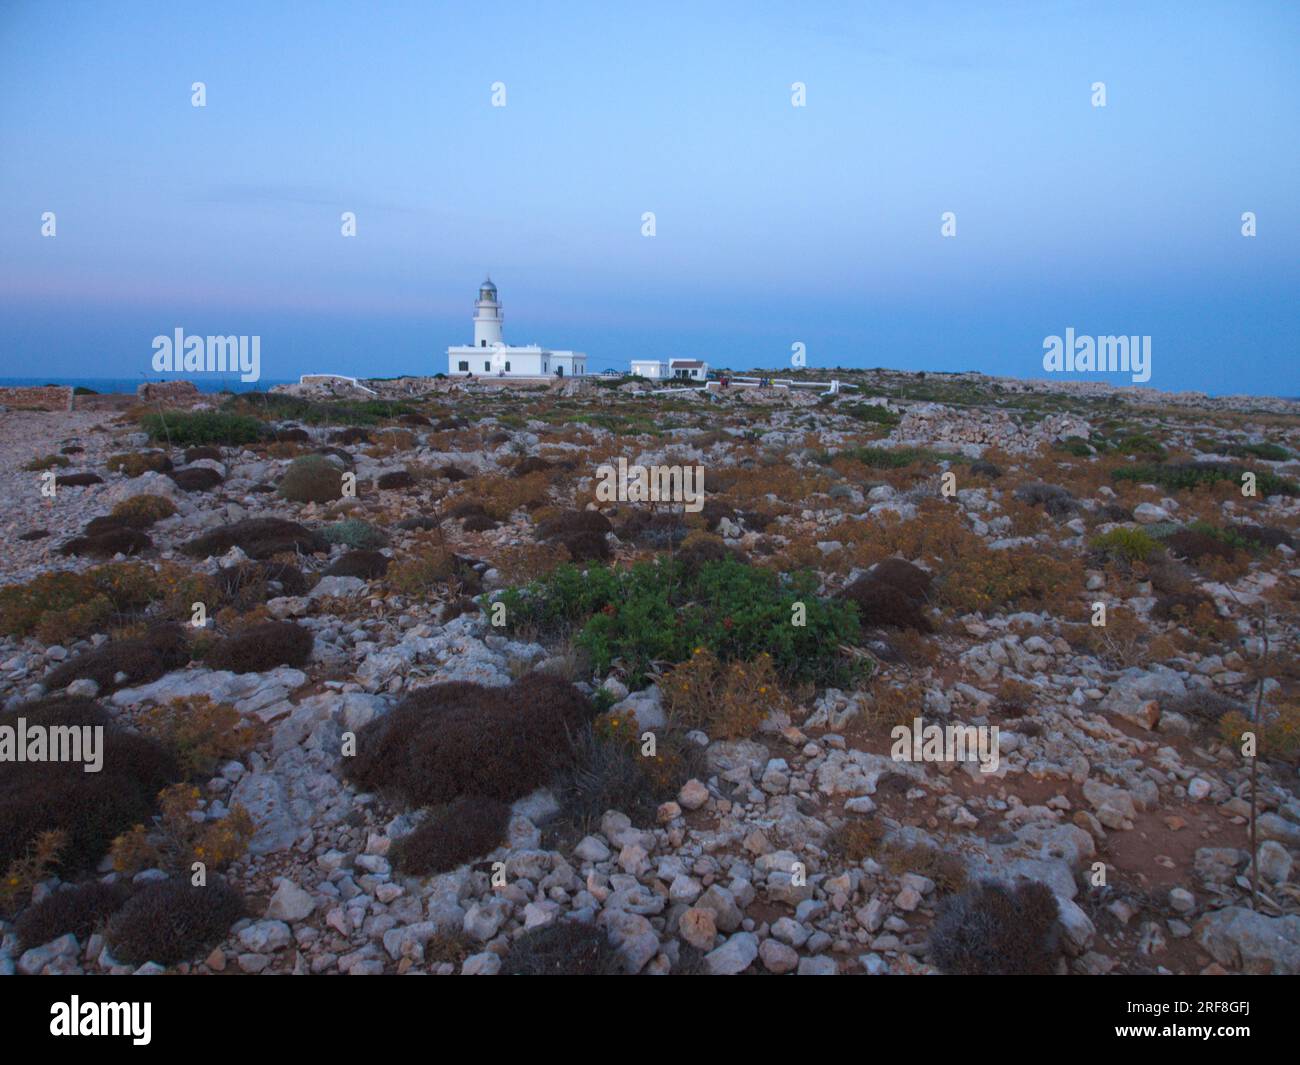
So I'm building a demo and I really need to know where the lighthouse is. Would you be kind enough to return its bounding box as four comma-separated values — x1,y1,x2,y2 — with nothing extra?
447,277,586,378
472,276,504,348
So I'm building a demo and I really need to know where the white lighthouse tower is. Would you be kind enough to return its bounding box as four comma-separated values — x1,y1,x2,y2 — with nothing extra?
446,276,586,378
473,276,504,348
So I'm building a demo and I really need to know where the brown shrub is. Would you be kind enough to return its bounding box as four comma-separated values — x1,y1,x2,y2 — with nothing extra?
659,649,788,739
167,466,223,492
58,527,152,558
109,494,177,527
106,451,173,477
930,879,1062,975
105,876,245,966
16,879,131,949
376,469,415,490
181,518,329,560
324,550,390,579
203,621,313,673
56,472,104,488
279,454,346,503
44,622,191,693
0,698,179,875
343,673,591,807
840,577,932,632
389,796,510,875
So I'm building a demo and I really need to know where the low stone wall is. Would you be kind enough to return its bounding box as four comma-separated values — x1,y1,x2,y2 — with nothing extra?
136,381,202,406
0,385,73,411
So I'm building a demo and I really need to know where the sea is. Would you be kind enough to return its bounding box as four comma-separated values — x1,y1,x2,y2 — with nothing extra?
0,377,294,395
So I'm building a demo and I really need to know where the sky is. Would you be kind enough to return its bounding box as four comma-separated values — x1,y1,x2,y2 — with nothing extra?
1,1,1297,396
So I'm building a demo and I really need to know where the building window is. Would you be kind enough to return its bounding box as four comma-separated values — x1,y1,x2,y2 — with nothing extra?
481,340,486,347
504,361,510,372
458,361,468,372
484,361,490,372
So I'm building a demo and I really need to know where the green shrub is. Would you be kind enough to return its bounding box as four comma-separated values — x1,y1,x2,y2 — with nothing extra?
1090,527,1161,564
321,518,387,549
278,454,346,503
139,411,265,447
500,557,862,687
1115,433,1166,458
1113,462,1298,496
323,550,389,579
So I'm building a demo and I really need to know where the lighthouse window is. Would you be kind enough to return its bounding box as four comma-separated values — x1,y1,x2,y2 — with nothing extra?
481,340,486,347
458,361,468,371
504,362,511,372
484,361,491,371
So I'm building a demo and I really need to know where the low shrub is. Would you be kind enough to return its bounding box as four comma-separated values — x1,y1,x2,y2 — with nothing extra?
23,454,69,471
140,411,265,447
136,696,265,778
500,920,623,976
55,472,103,487
324,549,390,579
167,466,223,492
106,451,173,477
659,649,790,738
105,876,245,965
44,622,191,693
16,880,131,949
343,674,591,807
826,818,886,863
376,469,415,490
110,783,254,875
1113,461,1297,497
58,527,151,558
0,563,159,642
183,445,223,463
0,697,179,875
1013,482,1076,518
1164,528,1237,563
1090,527,1162,564
929,879,1062,975
555,717,706,828
500,558,862,687
387,548,482,596
536,510,613,540
203,621,313,673
389,796,510,875
839,558,935,632
321,518,387,549
181,518,329,560
278,454,346,503
109,494,177,527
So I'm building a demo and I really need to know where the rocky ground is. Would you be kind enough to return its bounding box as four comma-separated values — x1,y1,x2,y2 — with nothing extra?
1,370,1298,976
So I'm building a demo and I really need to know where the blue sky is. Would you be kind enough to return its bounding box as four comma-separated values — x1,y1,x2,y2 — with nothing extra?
1,1,1297,395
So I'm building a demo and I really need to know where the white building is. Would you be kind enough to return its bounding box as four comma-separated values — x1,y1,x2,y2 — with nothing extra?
629,358,709,381
446,278,586,378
